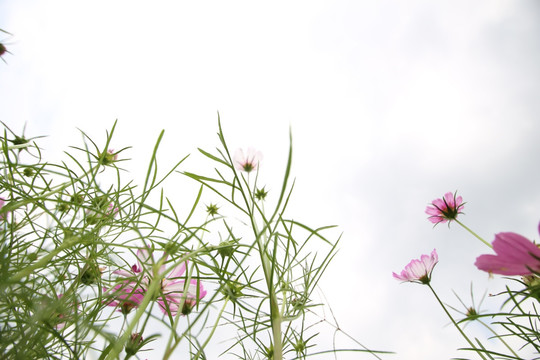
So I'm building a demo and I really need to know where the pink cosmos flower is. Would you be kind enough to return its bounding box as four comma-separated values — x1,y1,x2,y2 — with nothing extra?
393,249,439,284
104,281,145,314
233,147,263,173
113,246,207,317
426,191,464,224
159,278,207,316
475,226,540,276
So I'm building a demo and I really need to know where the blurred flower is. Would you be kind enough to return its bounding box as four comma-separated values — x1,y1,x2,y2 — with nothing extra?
34,294,77,330
0,197,6,220
113,246,207,317
106,203,119,217
0,42,11,64
164,278,207,316
426,191,464,224
233,147,262,173
475,228,540,276
104,281,145,315
54,294,79,330
393,249,438,284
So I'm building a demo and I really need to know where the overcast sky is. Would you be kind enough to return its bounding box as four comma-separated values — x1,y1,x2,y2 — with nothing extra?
2,1,540,359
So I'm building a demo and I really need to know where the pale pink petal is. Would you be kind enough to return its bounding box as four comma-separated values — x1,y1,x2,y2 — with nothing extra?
233,147,263,172
393,249,438,284
168,262,187,279
113,269,135,277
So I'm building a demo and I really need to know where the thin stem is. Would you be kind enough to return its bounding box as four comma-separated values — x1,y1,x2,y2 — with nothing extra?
476,319,520,358
9,235,83,282
254,221,283,360
455,220,492,249
428,284,488,360
0,164,99,219
190,297,229,360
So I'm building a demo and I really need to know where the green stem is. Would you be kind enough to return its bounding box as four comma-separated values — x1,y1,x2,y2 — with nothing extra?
255,223,283,360
428,284,487,360
477,319,520,358
190,297,229,360
6,143,31,151
455,220,492,249
0,164,99,218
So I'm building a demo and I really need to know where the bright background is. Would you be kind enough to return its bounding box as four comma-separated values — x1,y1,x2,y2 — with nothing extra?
2,1,540,359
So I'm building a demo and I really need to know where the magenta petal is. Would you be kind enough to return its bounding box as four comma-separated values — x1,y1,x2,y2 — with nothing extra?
475,231,540,276
475,254,530,275
425,191,464,224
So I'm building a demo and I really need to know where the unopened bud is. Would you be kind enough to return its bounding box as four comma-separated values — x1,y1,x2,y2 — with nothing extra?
125,333,143,357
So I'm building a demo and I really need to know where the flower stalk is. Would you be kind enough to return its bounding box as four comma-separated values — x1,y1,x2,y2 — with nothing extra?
427,284,488,360
455,219,492,249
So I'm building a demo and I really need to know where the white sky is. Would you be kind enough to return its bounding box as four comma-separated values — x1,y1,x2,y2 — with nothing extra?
2,1,540,359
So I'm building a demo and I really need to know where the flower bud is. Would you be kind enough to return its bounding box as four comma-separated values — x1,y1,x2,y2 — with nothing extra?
23,168,35,177
181,298,196,316
255,187,268,201
99,149,118,166
57,202,70,212
125,333,143,357
206,203,219,217
80,262,104,286
70,193,84,205
221,281,244,302
294,339,306,354
217,240,236,258
523,275,540,301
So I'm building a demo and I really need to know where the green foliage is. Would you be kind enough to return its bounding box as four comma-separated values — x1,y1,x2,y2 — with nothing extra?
0,118,383,359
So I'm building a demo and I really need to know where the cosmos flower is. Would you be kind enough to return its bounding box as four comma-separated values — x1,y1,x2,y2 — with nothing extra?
426,191,464,224
233,147,263,173
393,249,439,284
112,246,207,317
158,278,207,316
104,281,145,314
475,227,540,276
